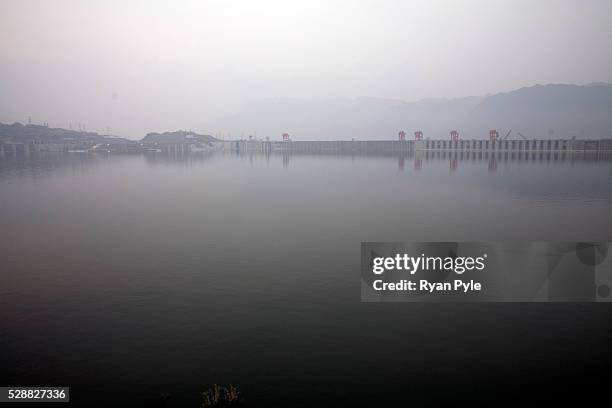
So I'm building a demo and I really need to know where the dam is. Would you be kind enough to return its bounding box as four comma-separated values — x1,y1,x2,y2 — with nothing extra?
2,136,611,157
231,138,612,155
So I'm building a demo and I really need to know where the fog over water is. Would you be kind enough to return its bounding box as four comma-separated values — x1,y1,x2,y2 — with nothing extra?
1,0,611,137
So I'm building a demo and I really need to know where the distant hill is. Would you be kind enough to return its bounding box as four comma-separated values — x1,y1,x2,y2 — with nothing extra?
464,83,612,139
204,83,612,140
141,130,219,144
4,83,611,142
0,122,123,143
0,124,220,145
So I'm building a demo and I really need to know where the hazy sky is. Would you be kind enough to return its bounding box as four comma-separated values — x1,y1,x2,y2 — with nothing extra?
1,0,611,138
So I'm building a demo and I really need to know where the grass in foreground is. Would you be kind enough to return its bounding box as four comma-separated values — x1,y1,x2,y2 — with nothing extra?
201,384,241,408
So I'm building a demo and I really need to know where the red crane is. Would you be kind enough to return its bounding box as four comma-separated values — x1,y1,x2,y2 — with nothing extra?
398,130,406,141
450,130,459,141
414,131,423,141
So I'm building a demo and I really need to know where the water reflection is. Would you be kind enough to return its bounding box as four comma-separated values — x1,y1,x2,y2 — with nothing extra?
2,147,612,407
226,148,612,173
2,149,612,179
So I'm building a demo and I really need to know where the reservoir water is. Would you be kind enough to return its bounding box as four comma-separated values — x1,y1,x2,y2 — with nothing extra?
2,151,612,406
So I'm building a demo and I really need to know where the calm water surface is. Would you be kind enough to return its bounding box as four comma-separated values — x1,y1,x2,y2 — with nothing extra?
2,151,612,406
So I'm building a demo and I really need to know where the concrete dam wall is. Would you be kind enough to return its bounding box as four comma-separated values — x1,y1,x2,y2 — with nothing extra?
232,138,612,154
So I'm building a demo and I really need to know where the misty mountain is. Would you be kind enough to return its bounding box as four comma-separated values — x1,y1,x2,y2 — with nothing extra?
0,123,220,145
205,83,612,140
464,83,612,139
0,122,130,143
142,130,219,144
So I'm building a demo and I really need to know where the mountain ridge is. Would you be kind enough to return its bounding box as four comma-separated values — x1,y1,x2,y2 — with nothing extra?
205,83,612,140
2,83,611,141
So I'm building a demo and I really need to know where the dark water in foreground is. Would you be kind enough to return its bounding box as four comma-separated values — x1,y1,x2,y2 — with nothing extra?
1,151,612,407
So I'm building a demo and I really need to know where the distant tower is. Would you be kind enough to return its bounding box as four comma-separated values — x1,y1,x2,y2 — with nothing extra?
450,130,459,141
414,130,423,141
28,116,31,125
398,130,406,141
282,133,290,141
489,129,499,140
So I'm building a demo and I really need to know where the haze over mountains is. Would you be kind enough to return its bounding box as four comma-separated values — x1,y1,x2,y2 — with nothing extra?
0,123,217,145
205,83,612,140
2,83,611,141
